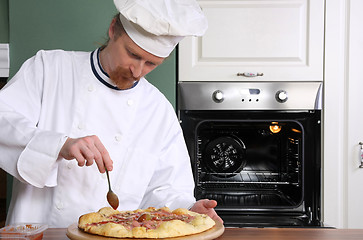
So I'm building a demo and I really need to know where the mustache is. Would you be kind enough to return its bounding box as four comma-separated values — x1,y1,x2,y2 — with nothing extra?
109,66,140,89
109,66,140,82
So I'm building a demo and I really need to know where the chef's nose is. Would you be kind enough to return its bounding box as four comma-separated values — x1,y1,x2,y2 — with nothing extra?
130,61,144,78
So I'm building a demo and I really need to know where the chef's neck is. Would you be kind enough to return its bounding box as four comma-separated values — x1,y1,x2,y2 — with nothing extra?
98,47,111,76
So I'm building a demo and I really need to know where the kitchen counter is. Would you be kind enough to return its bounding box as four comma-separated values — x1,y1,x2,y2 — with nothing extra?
43,227,363,240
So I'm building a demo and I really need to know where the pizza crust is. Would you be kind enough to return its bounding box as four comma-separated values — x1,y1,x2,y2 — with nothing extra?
78,207,216,238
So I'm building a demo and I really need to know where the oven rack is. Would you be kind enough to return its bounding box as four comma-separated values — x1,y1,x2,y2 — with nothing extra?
198,170,299,186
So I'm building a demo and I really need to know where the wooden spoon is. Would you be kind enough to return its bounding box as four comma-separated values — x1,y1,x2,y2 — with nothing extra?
105,168,119,210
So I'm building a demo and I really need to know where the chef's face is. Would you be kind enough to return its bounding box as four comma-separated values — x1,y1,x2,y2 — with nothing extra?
101,18,165,90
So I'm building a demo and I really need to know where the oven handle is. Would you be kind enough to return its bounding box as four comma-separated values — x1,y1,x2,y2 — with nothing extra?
237,72,264,77
359,142,363,168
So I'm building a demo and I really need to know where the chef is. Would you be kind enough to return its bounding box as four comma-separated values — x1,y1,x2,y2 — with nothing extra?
0,0,222,227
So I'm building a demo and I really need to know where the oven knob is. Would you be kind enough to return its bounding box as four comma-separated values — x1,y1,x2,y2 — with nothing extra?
276,90,288,103
212,90,224,103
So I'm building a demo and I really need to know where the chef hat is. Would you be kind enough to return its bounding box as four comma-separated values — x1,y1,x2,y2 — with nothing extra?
113,0,208,57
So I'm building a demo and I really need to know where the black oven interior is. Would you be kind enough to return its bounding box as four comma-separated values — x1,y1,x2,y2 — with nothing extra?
180,110,321,227
198,119,303,208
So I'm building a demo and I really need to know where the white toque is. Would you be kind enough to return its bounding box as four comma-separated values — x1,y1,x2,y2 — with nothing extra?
113,0,208,57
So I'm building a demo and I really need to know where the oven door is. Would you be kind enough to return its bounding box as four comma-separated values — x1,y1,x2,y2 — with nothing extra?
179,110,321,227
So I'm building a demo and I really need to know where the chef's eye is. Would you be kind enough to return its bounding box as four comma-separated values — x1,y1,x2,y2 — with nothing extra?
132,54,140,60
146,61,156,66
127,50,141,59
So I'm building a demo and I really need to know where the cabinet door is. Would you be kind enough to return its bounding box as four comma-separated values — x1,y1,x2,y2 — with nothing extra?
179,0,325,82
346,0,363,228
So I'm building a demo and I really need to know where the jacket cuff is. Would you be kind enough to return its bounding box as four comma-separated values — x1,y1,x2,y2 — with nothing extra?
167,194,196,211
17,130,67,188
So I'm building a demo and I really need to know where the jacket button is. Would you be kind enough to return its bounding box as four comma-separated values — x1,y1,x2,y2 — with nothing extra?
66,161,76,169
127,99,134,106
115,134,122,142
56,202,64,210
78,123,85,130
88,84,95,92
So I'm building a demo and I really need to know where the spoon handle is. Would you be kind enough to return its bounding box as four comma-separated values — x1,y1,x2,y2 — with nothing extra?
105,168,112,192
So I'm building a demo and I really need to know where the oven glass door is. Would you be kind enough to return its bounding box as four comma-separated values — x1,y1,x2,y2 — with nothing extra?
197,119,303,209
180,110,321,226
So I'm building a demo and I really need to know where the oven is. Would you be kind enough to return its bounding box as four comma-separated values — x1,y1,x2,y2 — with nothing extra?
178,81,322,227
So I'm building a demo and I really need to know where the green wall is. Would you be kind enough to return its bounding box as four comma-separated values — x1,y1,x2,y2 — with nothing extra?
0,0,9,43
8,0,176,106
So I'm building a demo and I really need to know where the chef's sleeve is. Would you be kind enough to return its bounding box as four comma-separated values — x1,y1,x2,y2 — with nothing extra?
0,51,67,188
139,119,196,210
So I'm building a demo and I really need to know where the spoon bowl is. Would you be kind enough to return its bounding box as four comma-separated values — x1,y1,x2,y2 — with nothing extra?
105,168,119,210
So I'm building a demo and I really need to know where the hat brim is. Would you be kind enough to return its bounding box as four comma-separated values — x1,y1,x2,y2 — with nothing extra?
119,15,183,57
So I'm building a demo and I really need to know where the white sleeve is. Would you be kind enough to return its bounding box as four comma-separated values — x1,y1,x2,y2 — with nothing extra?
139,119,196,210
0,51,66,188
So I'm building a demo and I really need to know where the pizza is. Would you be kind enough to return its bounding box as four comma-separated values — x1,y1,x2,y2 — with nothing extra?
78,206,216,238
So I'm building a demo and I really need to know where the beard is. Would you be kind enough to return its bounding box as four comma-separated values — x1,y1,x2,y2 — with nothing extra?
109,66,140,90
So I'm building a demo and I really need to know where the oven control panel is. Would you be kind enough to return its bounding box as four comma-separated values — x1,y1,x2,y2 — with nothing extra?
212,90,224,103
178,82,322,110
275,90,288,103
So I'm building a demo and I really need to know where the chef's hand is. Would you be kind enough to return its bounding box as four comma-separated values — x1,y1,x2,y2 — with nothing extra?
190,199,223,224
59,135,113,173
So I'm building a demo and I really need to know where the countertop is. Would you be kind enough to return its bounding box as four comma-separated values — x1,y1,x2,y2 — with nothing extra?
43,227,363,240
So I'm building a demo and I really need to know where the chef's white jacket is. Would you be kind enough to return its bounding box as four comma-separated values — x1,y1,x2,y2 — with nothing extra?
0,49,195,227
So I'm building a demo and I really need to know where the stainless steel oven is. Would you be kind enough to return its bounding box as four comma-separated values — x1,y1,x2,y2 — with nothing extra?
178,81,322,227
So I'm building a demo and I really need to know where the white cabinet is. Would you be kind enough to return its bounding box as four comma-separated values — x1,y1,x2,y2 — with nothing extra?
343,0,363,228
324,0,363,229
178,0,325,82
346,0,363,228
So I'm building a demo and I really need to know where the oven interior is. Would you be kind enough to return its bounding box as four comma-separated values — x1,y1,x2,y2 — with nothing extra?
196,120,304,209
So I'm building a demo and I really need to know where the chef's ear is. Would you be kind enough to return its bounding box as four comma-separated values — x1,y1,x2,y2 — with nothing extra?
108,17,117,40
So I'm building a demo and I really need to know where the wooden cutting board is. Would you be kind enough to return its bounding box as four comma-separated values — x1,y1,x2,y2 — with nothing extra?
66,221,224,240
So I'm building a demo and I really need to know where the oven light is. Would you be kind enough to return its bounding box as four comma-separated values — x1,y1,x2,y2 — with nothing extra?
292,128,301,133
269,124,282,133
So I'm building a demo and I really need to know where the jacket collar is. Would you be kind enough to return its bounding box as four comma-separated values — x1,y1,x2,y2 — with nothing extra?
90,48,138,90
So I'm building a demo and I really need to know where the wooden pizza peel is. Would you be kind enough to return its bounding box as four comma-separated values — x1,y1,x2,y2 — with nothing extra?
66,221,225,240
